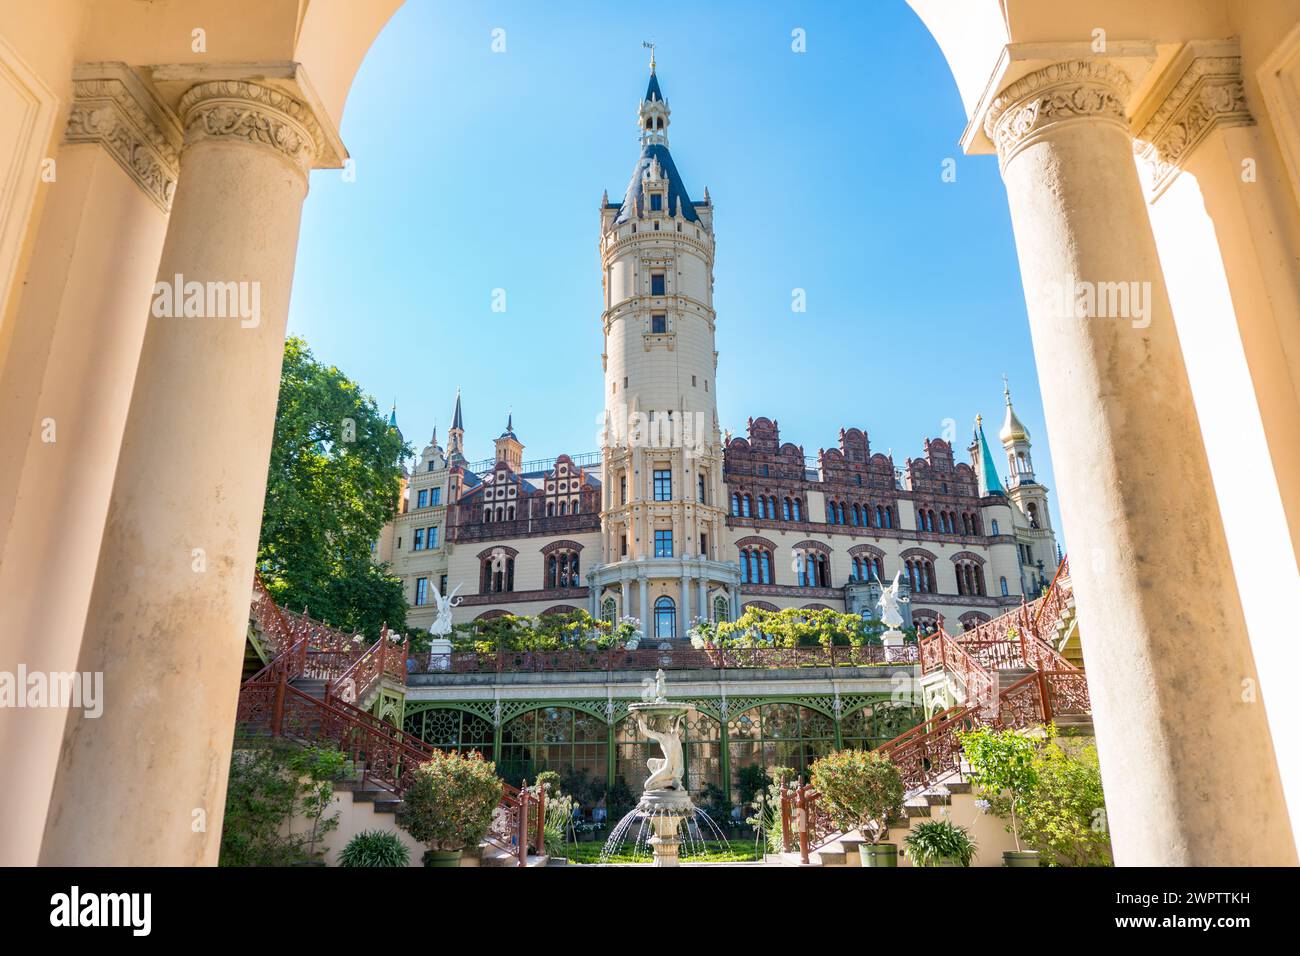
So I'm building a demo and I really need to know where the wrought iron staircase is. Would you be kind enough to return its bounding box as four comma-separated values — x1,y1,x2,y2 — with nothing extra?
781,557,1090,862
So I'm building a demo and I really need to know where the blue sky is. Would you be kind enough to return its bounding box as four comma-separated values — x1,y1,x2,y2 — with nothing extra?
287,0,1063,543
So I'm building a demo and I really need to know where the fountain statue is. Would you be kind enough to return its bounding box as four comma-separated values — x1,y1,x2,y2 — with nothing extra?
599,669,727,866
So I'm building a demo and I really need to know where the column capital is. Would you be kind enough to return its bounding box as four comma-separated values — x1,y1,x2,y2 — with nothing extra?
1132,43,1252,199
65,63,183,212
177,80,327,175
985,59,1132,166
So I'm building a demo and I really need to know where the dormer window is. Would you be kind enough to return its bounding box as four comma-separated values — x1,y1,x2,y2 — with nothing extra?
650,193,663,212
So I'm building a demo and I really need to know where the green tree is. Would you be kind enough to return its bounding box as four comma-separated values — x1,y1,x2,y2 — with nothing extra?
257,337,410,638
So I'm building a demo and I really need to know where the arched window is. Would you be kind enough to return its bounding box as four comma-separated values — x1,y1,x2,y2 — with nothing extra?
713,595,730,623
991,518,1000,535
792,498,802,521
1000,576,1009,596
742,495,752,517
1027,502,1040,529
782,497,792,520
602,597,617,624
546,501,555,517
852,504,861,526
731,493,740,516
654,596,676,640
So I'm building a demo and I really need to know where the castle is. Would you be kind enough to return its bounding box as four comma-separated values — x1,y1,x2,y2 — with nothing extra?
376,63,1059,637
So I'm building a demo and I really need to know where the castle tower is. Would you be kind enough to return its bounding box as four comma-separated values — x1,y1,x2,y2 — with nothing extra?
446,388,466,465
999,378,1057,590
590,59,738,639
494,412,523,471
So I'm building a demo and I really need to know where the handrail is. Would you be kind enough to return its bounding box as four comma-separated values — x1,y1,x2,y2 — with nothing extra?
781,555,1088,854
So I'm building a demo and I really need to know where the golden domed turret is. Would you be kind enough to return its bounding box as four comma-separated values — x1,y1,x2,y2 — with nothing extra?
999,377,1030,444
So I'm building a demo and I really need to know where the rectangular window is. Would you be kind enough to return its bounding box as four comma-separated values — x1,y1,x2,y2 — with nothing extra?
439,574,447,596
700,533,707,556
621,535,628,557
427,461,435,472
654,530,673,558
430,488,441,506
417,489,428,508
653,469,672,501
620,475,627,505
650,193,663,212
651,272,665,295
697,474,706,503
413,528,424,551
428,526,439,549
651,314,667,334
415,577,429,606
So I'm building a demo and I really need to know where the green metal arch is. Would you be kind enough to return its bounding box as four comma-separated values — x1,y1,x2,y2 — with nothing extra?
723,694,839,721
404,700,495,723
496,698,613,726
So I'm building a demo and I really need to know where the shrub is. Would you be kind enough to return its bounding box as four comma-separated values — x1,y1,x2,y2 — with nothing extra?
399,751,503,852
219,742,348,866
339,830,411,867
903,819,978,867
1016,740,1113,867
734,764,771,807
958,727,1041,851
287,745,348,859
809,750,904,844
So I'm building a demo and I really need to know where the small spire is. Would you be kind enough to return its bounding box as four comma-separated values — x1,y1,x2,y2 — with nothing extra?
451,387,464,432
388,400,398,429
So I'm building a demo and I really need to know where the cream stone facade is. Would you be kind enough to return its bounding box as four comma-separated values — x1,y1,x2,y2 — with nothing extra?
378,67,1059,641
1,0,1298,867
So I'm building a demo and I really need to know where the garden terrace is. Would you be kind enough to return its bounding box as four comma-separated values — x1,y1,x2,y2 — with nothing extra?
408,643,920,674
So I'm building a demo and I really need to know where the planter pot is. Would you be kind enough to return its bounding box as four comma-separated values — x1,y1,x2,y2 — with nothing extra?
858,843,898,867
1003,850,1040,867
423,849,464,868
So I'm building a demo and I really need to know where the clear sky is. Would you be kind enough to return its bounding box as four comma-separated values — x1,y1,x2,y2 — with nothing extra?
286,0,1064,545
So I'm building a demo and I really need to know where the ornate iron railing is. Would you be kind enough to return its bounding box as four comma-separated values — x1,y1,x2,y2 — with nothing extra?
780,557,1087,857
409,642,920,674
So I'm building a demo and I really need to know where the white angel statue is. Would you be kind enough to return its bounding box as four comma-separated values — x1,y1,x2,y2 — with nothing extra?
429,581,463,636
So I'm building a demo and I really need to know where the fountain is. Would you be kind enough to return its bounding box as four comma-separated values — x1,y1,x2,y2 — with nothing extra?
598,670,729,866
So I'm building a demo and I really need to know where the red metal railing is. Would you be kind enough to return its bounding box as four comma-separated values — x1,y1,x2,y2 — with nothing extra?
780,557,1087,854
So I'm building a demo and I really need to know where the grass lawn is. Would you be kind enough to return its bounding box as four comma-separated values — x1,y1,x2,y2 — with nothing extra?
557,839,763,865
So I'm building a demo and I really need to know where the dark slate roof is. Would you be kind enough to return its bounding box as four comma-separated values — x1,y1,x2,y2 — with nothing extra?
612,143,700,225
451,392,464,431
645,72,664,103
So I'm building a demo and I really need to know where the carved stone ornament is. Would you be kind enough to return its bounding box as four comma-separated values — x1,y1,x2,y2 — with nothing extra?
985,60,1132,166
64,74,180,212
177,80,324,173
1135,56,1252,198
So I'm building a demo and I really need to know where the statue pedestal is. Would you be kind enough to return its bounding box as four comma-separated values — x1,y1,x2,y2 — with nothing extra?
881,629,905,649
637,789,693,868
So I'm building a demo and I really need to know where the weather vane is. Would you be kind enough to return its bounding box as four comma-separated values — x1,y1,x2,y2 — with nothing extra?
643,40,656,73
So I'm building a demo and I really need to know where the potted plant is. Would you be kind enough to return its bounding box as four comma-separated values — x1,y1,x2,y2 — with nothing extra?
958,727,1042,866
903,819,978,867
809,750,904,867
399,750,503,867
338,829,411,867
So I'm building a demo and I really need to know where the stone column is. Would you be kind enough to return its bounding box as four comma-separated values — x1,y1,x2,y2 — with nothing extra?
621,577,631,620
639,576,649,639
39,80,330,866
698,574,708,622
987,60,1294,865
680,567,691,637
0,65,179,866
